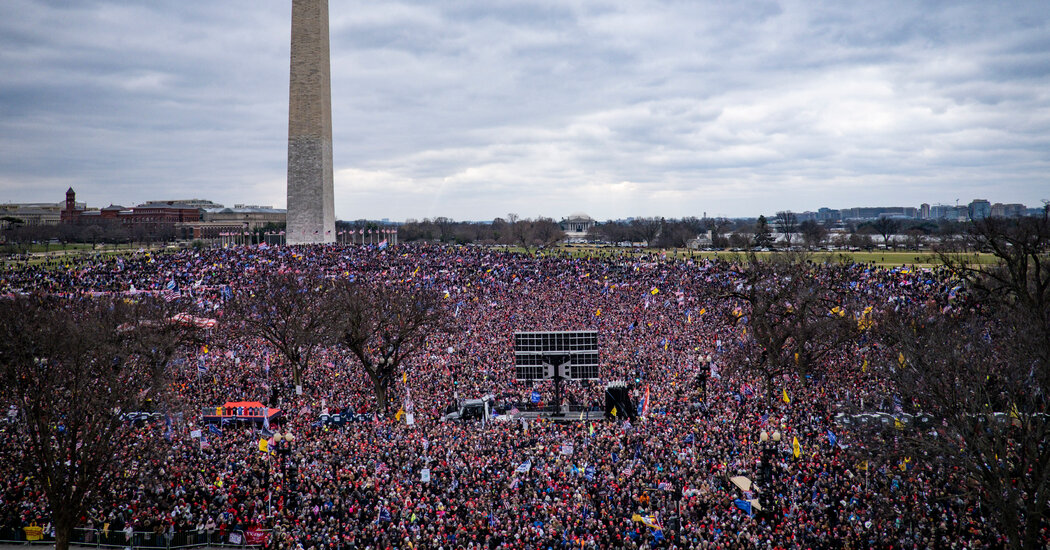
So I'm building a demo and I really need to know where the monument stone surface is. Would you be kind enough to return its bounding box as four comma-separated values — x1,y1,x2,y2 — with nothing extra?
286,0,336,244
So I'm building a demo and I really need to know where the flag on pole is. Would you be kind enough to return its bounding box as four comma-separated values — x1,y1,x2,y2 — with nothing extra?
782,388,790,404
640,385,651,417
792,436,801,458
258,438,269,453
631,513,663,529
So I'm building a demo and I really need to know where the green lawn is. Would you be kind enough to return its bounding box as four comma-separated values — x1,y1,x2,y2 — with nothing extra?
1,244,175,269
550,245,998,267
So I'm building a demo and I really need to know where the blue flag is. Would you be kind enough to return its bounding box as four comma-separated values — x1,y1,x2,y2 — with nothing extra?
734,499,753,516
530,391,541,404
827,429,838,447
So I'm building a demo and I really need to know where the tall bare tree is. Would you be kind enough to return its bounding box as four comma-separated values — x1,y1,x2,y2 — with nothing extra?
224,273,334,388
872,217,899,249
776,211,799,248
631,217,663,246
330,282,449,412
875,210,1050,550
532,217,567,248
724,251,860,402
799,219,828,250
0,296,197,550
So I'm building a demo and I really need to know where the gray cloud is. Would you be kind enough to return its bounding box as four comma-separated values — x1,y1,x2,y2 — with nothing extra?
1,0,1047,220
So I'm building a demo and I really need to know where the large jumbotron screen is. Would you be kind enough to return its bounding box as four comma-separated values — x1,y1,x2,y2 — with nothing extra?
513,331,599,381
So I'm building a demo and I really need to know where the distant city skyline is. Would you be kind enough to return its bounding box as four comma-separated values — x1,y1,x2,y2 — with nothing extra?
1,1,1047,220
8,186,1041,224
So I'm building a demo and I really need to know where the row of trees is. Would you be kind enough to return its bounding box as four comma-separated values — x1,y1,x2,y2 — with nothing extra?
385,215,565,250
1,212,1006,255
1,221,179,252
0,278,448,550
722,210,1050,549
349,213,984,251
878,214,1050,550
224,276,448,410
0,298,202,550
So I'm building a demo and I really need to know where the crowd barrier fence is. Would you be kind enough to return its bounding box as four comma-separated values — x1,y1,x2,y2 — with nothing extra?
0,527,271,549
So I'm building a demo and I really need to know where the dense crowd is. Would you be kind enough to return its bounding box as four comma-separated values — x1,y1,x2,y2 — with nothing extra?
0,244,1020,549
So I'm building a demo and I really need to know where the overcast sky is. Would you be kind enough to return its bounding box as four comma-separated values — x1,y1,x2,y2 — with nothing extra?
1,1,1047,221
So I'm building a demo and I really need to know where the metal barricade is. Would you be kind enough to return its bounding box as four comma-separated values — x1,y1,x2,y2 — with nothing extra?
6,527,273,550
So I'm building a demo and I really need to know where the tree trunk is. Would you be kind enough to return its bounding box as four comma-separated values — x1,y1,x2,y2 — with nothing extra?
765,371,775,408
54,515,73,550
292,361,302,388
373,378,388,412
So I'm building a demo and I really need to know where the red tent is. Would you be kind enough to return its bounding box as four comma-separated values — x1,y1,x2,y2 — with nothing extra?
224,401,264,409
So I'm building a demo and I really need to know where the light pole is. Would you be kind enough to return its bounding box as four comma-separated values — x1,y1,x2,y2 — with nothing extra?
758,430,781,520
273,431,296,512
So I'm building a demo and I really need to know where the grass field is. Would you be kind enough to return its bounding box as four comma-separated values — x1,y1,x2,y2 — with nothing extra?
1,244,177,269
548,245,998,267
2,242,998,270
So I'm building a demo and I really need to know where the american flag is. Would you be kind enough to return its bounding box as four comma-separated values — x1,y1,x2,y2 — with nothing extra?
163,278,180,301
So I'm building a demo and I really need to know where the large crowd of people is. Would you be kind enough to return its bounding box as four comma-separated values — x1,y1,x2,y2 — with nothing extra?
0,243,1022,549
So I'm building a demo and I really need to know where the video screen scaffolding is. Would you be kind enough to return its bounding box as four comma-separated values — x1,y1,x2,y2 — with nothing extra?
514,331,599,415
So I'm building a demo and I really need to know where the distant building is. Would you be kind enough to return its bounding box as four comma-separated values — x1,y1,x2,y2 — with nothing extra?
794,211,818,222
560,213,596,238
60,187,90,223
138,198,222,209
929,204,967,221
62,188,204,226
840,206,918,220
1,198,71,225
189,205,287,238
920,203,930,220
968,199,991,220
817,208,841,222
126,200,204,225
990,203,1026,218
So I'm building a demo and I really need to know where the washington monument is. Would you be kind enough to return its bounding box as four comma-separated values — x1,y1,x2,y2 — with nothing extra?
286,0,336,244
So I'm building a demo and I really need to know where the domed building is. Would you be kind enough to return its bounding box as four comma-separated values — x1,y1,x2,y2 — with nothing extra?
560,212,596,239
